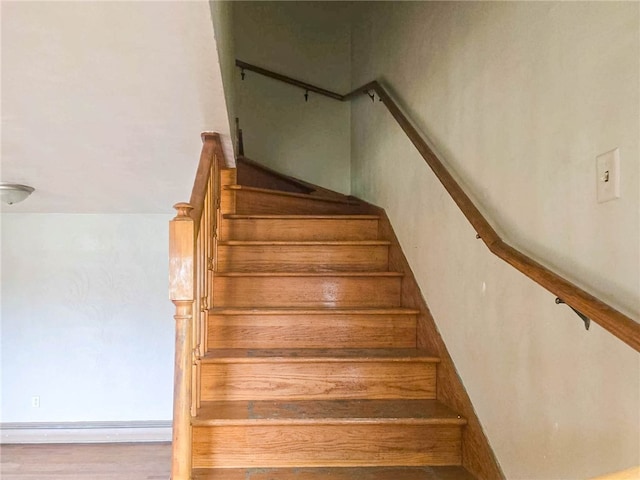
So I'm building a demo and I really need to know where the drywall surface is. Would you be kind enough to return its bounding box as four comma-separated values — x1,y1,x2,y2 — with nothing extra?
1,1,232,214
233,1,351,194
210,0,237,166
1,214,174,422
350,2,639,478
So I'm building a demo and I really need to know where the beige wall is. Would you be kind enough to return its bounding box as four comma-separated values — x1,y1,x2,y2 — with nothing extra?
1,1,232,213
210,0,237,164
233,1,351,193
1,214,174,423
350,2,639,479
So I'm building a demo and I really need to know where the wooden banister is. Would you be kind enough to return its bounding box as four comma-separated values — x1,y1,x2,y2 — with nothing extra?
169,133,227,480
235,59,640,352
189,133,219,235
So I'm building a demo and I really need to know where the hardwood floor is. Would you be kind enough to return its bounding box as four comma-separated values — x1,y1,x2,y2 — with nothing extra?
0,442,171,479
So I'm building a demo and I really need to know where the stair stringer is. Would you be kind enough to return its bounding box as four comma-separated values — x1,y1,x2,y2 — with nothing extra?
359,203,505,480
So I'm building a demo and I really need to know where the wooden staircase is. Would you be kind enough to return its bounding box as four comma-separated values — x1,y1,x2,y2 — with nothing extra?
188,159,482,479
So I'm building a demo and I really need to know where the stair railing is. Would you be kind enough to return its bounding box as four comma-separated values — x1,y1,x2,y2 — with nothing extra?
169,132,225,480
236,59,640,352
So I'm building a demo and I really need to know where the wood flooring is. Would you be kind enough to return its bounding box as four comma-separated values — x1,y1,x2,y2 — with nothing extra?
0,442,171,479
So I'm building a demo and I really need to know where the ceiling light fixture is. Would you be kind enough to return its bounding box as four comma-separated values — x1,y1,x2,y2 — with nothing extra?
0,183,35,205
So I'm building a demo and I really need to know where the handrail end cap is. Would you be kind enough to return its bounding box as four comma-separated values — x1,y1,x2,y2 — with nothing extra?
173,202,194,218
201,132,219,142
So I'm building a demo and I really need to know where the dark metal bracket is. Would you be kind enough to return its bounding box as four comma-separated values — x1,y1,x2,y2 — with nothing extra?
365,90,383,103
555,298,591,330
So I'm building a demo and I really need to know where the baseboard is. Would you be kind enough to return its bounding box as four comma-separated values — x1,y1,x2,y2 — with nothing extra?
0,420,172,444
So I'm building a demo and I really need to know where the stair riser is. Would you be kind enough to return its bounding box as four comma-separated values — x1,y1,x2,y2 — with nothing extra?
220,218,379,241
207,314,417,349
237,161,312,195
192,467,476,480
217,245,389,272
200,361,436,401
192,424,462,468
213,276,402,308
225,190,362,215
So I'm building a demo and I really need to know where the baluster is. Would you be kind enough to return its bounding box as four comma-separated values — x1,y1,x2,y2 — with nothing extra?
204,165,214,353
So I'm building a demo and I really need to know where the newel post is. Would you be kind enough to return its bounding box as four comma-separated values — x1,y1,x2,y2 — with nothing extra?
169,202,195,480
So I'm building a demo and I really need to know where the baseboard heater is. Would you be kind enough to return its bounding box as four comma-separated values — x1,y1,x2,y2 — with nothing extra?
0,420,171,444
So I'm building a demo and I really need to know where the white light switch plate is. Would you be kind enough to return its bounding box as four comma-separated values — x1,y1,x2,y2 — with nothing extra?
596,148,620,203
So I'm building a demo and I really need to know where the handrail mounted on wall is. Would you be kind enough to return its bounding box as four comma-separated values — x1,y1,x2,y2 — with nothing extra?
235,59,640,353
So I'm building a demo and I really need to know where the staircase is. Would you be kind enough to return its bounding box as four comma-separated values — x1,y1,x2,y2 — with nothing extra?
188,159,480,479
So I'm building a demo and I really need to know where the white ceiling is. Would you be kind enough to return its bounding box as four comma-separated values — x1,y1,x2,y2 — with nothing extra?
1,1,233,214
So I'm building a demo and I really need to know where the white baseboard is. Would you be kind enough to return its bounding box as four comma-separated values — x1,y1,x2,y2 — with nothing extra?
0,420,172,444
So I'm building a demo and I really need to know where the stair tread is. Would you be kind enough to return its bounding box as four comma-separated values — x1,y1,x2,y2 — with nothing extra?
193,399,466,425
224,214,380,220
209,307,420,315
219,240,390,246
215,271,403,277
202,348,440,363
192,466,477,480
226,185,360,205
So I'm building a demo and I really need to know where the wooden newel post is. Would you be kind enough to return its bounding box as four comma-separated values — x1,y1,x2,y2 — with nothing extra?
169,202,195,480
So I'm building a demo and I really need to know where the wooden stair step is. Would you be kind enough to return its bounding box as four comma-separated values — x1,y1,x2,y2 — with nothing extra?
207,307,419,349
193,399,466,425
192,400,465,468
210,307,420,315
193,416,461,468
214,271,403,277
219,240,390,245
199,349,439,401
223,214,381,219
236,156,316,195
217,241,390,272
192,466,477,480
201,348,439,362
225,185,360,205
220,214,380,241
213,272,403,308
223,185,364,215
